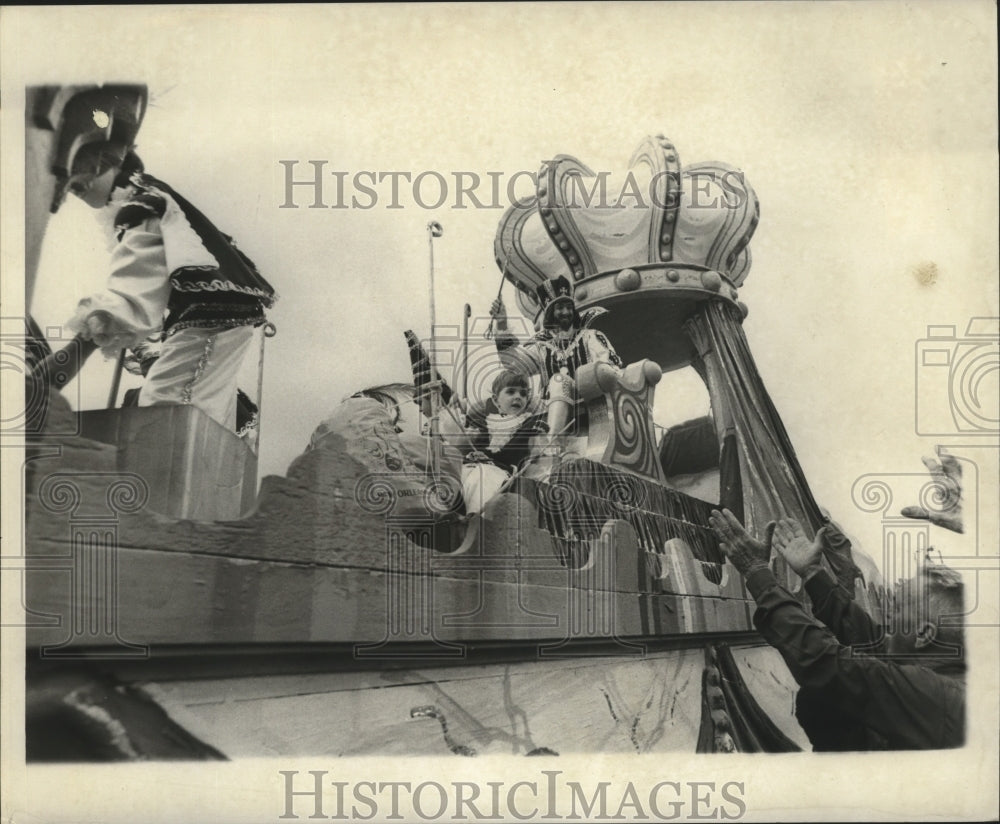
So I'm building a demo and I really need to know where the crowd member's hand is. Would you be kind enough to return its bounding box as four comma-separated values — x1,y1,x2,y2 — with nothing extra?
709,508,774,576
489,298,508,330
901,447,964,533
772,518,825,577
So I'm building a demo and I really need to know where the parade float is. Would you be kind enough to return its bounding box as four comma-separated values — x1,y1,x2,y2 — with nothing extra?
20,85,884,759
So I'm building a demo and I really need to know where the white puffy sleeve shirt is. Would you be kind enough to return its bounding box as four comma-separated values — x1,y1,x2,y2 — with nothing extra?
67,217,171,356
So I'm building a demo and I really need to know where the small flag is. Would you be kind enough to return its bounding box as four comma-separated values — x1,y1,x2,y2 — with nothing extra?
404,329,453,407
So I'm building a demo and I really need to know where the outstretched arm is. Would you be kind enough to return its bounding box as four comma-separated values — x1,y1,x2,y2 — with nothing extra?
772,518,884,648
745,565,959,748
816,518,863,594
711,510,961,749
490,297,522,354
67,219,170,355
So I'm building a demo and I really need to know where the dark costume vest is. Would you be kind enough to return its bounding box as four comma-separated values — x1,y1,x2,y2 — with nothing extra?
114,173,277,338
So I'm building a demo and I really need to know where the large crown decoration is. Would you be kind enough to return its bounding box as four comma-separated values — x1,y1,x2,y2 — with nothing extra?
494,135,759,367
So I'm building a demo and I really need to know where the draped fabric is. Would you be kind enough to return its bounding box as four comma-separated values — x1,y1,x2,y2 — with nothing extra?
687,351,744,520
685,301,825,584
719,433,745,523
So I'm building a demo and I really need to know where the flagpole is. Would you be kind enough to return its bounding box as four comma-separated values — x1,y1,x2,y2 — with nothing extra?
106,349,126,409
426,221,444,478
461,303,471,401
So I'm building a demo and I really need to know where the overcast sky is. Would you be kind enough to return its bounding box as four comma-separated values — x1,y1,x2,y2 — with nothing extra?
5,2,998,571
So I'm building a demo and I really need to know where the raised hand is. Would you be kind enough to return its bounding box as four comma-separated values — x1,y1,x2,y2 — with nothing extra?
900,447,964,533
709,509,774,576
772,518,824,576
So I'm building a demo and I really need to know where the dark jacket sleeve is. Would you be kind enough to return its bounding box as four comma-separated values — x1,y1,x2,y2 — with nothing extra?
744,567,965,749
804,568,884,650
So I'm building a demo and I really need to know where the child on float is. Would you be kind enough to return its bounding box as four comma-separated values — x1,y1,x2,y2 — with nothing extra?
459,369,548,514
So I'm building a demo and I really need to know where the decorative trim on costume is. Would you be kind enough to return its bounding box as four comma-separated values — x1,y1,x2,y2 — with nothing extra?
169,270,278,305
180,334,215,405
593,331,624,369
130,173,276,306
236,409,260,438
164,314,267,338
577,306,608,329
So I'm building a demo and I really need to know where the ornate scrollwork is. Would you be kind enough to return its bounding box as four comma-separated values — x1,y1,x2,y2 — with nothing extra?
423,478,462,515
851,476,893,515
535,479,580,518
106,475,149,514
612,390,659,478
577,359,665,484
37,474,82,515
919,477,961,516
353,473,398,515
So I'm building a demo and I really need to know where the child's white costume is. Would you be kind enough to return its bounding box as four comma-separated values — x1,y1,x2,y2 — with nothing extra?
461,410,548,514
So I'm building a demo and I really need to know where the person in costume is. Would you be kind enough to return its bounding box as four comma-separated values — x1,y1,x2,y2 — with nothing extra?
457,370,548,514
65,151,276,432
489,275,622,445
405,331,547,514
